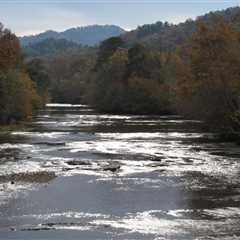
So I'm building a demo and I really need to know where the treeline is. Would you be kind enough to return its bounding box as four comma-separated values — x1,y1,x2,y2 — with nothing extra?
0,23,49,124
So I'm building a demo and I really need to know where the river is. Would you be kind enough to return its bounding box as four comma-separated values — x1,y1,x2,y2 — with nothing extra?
0,104,239,240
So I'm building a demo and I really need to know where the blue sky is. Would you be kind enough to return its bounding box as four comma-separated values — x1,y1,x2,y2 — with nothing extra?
0,0,238,36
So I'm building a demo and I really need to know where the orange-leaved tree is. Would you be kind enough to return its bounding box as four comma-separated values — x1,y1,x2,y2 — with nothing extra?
174,19,240,135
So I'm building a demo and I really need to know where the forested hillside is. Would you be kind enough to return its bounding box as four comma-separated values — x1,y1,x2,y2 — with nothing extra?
20,25,125,47
123,7,240,50
23,38,86,58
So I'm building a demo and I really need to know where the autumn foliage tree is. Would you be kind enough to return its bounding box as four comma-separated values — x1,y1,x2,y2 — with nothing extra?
174,20,240,135
0,23,41,124
0,23,21,71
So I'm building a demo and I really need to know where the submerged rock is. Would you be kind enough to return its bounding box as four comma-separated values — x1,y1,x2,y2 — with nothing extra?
62,167,74,172
21,227,52,231
0,171,56,184
66,160,91,166
210,151,240,158
21,222,87,232
0,148,21,163
102,163,121,172
36,142,66,146
149,156,164,162
148,162,168,168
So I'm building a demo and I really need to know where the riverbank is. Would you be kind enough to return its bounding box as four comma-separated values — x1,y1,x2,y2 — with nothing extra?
0,123,28,134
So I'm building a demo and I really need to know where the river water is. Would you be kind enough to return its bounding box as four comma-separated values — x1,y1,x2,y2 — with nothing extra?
0,104,240,240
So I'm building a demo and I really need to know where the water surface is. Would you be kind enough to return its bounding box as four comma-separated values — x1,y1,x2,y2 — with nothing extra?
0,104,239,239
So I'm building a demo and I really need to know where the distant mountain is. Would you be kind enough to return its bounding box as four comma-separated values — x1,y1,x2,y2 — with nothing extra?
20,25,126,47
122,7,240,50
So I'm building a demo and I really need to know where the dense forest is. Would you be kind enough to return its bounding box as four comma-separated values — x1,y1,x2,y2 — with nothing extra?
1,7,240,137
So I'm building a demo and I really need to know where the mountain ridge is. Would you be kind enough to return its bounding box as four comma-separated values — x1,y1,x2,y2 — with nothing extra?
20,24,126,47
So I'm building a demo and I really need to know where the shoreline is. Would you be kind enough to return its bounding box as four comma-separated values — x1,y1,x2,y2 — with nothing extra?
0,123,27,134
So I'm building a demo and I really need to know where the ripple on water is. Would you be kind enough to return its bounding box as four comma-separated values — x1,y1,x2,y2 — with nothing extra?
11,131,70,138
10,207,238,238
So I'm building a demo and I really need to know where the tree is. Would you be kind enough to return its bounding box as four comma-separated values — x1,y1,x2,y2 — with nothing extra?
0,23,41,124
87,48,128,112
95,37,124,69
175,20,240,135
0,70,40,123
26,59,50,104
0,24,21,72
88,40,171,114
47,53,95,103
